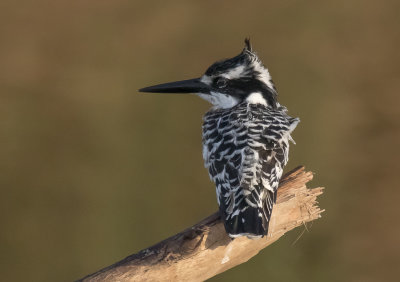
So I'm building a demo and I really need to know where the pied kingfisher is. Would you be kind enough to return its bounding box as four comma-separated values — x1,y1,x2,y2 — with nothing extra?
140,39,299,238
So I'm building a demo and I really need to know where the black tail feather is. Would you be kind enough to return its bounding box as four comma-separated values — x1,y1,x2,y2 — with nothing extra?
221,189,276,238
222,206,269,238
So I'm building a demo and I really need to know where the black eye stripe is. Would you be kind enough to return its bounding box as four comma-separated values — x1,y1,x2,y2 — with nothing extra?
214,77,228,88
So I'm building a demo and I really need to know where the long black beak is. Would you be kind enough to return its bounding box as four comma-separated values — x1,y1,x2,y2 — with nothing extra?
139,78,209,94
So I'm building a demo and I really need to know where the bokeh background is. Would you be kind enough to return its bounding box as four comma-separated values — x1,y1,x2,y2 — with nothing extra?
1,0,399,281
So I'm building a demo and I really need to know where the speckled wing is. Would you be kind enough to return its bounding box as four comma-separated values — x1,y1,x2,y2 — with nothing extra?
202,103,299,237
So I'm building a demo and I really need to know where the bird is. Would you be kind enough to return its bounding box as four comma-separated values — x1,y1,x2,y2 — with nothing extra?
139,39,299,238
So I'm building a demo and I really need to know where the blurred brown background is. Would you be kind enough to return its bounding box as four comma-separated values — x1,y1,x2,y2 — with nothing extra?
1,0,399,281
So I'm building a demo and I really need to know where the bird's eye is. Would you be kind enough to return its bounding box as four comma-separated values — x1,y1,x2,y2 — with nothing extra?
215,77,228,88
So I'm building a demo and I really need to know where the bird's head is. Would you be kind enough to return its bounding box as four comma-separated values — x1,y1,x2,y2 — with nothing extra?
140,39,277,109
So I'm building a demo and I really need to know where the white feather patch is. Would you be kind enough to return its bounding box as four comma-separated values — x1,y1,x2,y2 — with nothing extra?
251,60,274,89
245,92,268,106
223,65,245,79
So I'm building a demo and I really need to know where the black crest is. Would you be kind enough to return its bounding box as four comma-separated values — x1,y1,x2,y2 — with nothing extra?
205,38,256,76
244,38,252,52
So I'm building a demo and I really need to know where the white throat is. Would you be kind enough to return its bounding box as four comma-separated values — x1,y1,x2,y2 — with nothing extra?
197,91,269,109
197,92,239,109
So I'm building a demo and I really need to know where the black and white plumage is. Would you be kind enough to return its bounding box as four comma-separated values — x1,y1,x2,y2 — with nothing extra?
202,102,298,237
140,39,299,238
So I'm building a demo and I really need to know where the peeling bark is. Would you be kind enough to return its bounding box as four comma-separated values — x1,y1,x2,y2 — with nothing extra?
78,166,324,282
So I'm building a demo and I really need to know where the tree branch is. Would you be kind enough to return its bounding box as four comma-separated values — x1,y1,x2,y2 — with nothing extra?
78,166,324,282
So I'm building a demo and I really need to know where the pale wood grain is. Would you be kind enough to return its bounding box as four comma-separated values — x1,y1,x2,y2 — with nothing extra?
78,166,324,282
